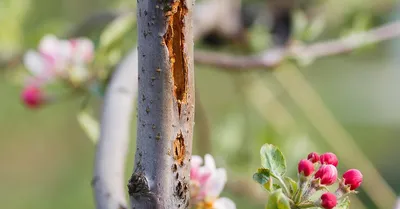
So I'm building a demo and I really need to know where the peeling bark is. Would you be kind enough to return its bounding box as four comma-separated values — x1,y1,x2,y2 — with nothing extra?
129,0,195,208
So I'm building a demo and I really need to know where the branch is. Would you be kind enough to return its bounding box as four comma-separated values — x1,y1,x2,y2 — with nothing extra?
194,21,400,70
93,48,138,209
129,0,195,208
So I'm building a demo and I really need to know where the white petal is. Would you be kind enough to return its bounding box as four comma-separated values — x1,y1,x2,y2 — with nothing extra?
58,40,73,60
213,197,236,209
204,154,216,171
191,155,203,168
23,50,46,76
76,38,94,59
207,168,227,197
39,34,59,56
69,38,94,64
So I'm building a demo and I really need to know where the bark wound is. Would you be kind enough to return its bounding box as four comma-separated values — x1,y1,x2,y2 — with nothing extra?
173,132,185,166
164,0,188,116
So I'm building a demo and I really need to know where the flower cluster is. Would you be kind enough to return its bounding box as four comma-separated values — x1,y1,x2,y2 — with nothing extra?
297,152,363,209
21,34,94,108
190,154,236,209
253,144,363,209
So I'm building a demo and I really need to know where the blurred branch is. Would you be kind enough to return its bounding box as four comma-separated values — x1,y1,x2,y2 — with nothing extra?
394,198,400,209
93,48,138,209
194,20,400,70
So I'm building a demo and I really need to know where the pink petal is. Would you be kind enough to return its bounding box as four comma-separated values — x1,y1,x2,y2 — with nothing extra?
198,170,212,185
191,155,203,168
204,154,216,171
69,38,94,64
206,168,227,198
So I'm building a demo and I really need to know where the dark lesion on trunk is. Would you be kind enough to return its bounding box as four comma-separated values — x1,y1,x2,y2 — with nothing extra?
173,132,186,166
163,0,189,116
127,172,150,197
128,172,159,208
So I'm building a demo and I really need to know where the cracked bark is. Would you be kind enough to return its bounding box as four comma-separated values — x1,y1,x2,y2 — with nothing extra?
129,1,195,208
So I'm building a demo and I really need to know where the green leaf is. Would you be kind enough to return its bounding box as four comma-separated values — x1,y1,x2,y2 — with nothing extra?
265,189,291,209
99,13,136,51
77,111,99,143
335,197,350,209
253,168,271,185
284,176,298,196
260,144,287,177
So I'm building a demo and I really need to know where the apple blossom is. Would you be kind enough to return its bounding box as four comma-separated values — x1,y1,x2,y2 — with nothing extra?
314,164,338,186
190,154,235,209
23,34,94,84
320,152,338,167
319,192,337,209
307,152,320,163
342,169,363,190
21,85,44,108
298,159,314,176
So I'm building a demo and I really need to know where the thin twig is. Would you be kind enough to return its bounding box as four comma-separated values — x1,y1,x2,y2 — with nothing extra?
194,21,400,70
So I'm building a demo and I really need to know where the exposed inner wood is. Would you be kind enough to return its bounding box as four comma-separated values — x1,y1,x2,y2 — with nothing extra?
173,132,185,165
164,0,188,116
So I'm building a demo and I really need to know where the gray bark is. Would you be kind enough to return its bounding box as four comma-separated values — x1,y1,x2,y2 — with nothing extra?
129,1,195,209
93,48,138,209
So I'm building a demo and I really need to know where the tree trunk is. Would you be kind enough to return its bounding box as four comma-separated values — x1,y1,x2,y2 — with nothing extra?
128,0,195,208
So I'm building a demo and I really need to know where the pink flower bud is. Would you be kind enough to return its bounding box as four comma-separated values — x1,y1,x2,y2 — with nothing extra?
307,152,320,163
343,169,363,190
320,192,337,209
314,165,337,186
320,152,338,167
298,159,314,176
21,85,44,108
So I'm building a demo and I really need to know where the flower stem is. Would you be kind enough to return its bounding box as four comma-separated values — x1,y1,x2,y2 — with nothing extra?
277,176,291,197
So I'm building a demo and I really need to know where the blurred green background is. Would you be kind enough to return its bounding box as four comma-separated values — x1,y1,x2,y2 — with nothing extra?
1,0,400,208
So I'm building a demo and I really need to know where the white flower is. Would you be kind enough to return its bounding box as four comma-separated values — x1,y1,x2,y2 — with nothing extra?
23,34,94,85
214,197,236,209
190,154,236,209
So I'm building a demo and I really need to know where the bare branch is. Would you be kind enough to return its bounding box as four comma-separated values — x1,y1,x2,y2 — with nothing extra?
194,21,400,70
129,0,195,208
93,48,138,209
